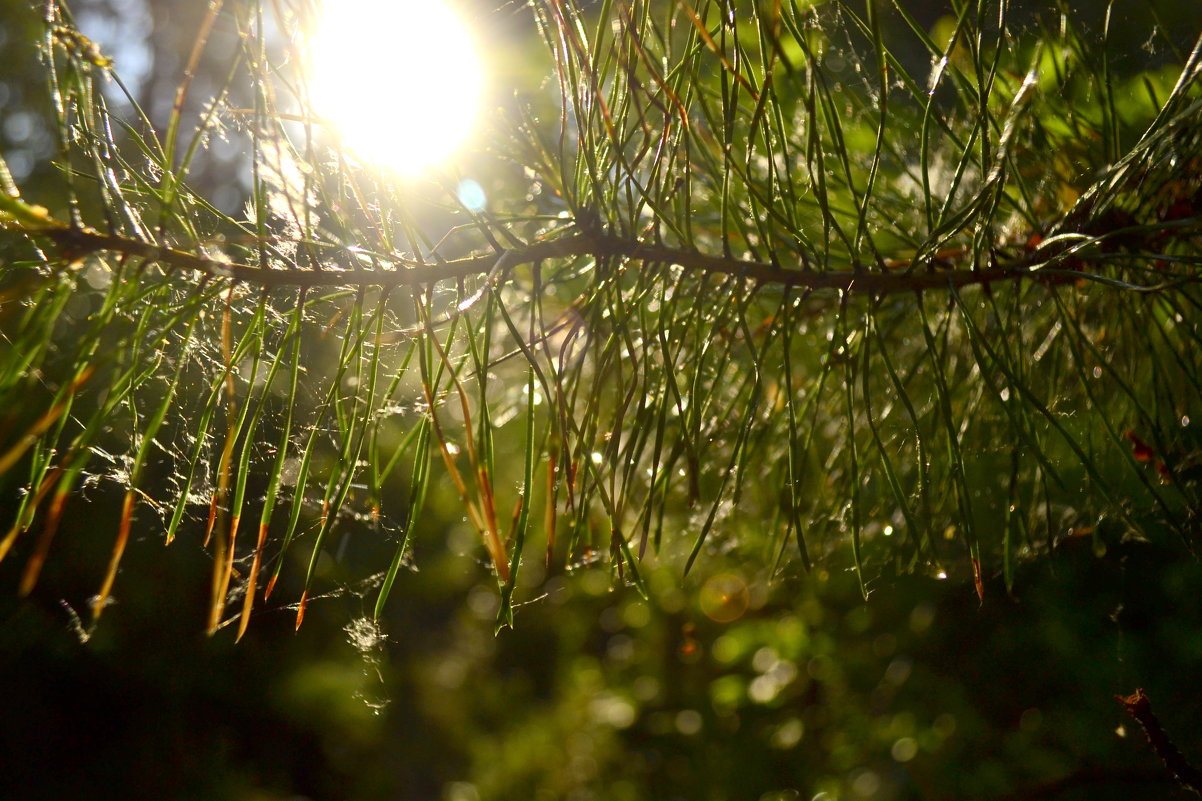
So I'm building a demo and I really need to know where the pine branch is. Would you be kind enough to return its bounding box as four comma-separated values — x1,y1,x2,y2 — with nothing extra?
3,0,1200,632
25,219,1197,296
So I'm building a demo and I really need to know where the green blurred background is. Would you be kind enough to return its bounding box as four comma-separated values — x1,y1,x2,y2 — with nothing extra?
5,506,1202,800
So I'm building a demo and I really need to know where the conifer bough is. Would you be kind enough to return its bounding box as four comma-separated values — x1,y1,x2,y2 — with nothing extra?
0,0,1200,635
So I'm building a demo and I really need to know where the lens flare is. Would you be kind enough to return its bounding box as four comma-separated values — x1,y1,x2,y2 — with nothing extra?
308,0,483,176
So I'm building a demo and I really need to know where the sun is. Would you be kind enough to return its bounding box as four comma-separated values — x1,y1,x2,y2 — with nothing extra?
307,0,484,177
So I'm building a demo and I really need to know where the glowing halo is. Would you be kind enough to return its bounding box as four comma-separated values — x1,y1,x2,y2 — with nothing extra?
307,0,483,176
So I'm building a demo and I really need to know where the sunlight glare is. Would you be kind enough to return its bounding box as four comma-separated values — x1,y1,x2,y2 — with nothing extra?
308,0,483,176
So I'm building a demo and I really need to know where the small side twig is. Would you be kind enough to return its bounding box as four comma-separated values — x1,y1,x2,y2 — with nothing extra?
1118,688,1202,795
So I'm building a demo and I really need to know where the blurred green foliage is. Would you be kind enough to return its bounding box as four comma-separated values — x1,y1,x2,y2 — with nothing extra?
5,520,1202,800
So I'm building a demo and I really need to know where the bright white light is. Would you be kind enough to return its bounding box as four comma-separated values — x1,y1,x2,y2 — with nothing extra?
308,0,483,176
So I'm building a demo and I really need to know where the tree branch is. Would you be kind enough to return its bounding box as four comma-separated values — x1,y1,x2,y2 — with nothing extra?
1118,688,1202,795
26,224,1122,296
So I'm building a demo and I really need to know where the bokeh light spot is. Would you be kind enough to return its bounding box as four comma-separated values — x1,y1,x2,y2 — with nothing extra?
891,736,918,762
675,709,703,735
700,573,750,623
457,178,486,211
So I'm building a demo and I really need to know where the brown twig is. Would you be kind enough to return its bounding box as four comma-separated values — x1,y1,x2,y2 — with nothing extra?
30,224,1150,296
1118,688,1202,795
